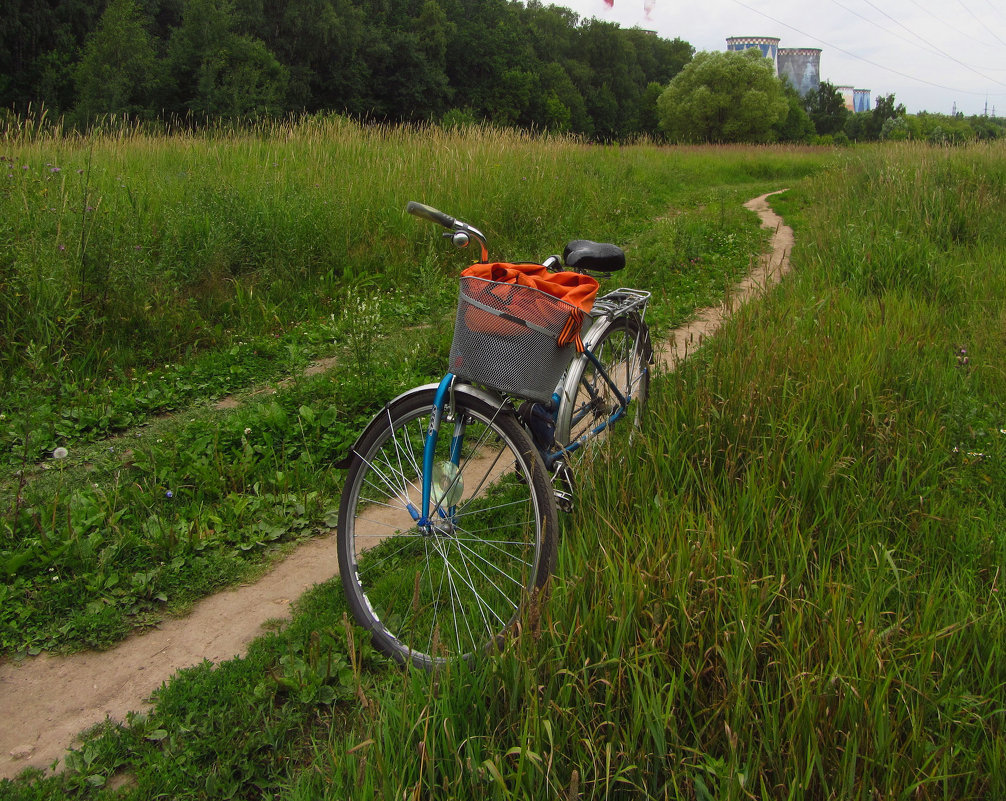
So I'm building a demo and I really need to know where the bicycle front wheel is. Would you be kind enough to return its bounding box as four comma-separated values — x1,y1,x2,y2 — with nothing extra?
337,386,558,669
555,314,651,455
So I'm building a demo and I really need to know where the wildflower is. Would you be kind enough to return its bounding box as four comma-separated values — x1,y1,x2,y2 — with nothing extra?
165,490,173,499
50,166,61,174
57,244,65,252
52,447,68,459
244,427,252,435
77,169,83,175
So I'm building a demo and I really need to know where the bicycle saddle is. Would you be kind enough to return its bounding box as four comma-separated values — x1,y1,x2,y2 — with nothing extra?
563,240,626,274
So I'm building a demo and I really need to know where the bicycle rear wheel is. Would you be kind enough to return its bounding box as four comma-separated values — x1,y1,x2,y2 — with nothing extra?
555,314,651,455
337,386,558,669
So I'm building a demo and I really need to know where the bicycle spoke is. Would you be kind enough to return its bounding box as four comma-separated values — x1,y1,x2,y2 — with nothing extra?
339,388,556,667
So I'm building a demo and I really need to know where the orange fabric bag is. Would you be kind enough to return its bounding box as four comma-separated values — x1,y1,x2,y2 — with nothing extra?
459,263,598,351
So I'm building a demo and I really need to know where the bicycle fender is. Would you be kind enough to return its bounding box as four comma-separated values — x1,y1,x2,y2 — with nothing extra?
332,382,512,469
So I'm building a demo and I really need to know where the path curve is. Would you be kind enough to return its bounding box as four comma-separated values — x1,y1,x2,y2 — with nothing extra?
0,191,794,780
655,190,793,370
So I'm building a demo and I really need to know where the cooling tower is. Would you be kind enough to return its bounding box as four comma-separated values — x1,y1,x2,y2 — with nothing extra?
837,85,855,111
854,89,871,112
777,48,821,97
725,37,781,72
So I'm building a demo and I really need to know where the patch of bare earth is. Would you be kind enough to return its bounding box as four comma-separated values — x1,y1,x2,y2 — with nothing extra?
0,191,793,780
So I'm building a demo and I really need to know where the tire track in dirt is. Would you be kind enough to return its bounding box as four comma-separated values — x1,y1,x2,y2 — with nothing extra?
0,191,793,779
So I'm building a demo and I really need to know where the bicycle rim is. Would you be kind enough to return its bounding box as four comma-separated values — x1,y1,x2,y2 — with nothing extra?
338,388,557,668
556,316,651,453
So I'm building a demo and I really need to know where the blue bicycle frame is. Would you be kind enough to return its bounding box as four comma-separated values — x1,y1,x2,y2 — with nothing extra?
415,345,639,526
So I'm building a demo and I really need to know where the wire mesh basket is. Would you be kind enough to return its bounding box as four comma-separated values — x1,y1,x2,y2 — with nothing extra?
448,276,593,403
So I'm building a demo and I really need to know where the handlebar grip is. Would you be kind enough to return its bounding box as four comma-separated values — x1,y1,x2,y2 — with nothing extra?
406,201,456,229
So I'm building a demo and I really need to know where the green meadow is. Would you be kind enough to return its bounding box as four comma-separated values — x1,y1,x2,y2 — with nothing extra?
2,122,1004,799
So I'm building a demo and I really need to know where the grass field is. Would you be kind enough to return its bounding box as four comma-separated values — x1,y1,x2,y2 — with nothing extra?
3,125,1004,799
1,120,822,656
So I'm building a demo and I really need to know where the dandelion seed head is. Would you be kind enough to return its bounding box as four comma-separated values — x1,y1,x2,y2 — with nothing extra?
52,447,68,459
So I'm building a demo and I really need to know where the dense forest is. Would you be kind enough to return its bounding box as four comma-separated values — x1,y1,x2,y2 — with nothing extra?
0,0,693,139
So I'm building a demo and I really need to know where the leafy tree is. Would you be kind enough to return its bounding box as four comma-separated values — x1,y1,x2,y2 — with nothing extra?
74,0,158,122
242,0,363,111
803,80,848,136
843,111,868,142
656,49,787,143
866,93,906,140
165,0,287,116
539,62,589,132
586,82,620,141
638,81,665,139
880,115,909,141
3,0,699,138
0,0,103,112
194,34,287,116
773,81,814,143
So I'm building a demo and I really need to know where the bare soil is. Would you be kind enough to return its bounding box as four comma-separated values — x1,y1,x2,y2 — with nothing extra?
654,190,793,370
0,191,793,780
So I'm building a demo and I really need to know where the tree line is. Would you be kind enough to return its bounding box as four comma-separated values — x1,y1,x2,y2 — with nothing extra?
1,0,693,139
655,49,1006,145
5,3,1001,144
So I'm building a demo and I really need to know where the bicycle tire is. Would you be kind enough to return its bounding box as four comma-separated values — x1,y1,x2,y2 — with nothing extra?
554,314,651,455
337,386,558,669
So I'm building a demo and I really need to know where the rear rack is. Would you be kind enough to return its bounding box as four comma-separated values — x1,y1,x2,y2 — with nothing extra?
592,288,651,320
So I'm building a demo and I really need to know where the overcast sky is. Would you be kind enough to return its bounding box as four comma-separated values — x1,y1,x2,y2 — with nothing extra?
548,0,1006,116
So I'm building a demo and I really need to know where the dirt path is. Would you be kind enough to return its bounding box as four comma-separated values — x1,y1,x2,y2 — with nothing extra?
0,191,794,780
655,190,793,370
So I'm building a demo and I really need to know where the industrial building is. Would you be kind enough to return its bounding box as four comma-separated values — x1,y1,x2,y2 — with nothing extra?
778,48,822,98
725,36,870,111
726,36,780,72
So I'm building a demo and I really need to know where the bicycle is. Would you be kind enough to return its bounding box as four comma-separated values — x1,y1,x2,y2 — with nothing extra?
335,202,652,669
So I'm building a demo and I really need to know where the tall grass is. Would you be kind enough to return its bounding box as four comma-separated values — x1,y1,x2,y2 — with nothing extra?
21,130,985,799
1,123,831,658
283,142,1004,798
0,117,826,390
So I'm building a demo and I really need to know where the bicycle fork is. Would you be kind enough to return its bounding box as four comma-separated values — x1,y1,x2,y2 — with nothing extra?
416,373,463,531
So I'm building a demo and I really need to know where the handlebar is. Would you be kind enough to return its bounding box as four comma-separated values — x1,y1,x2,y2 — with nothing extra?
406,200,489,263
406,201,456,229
